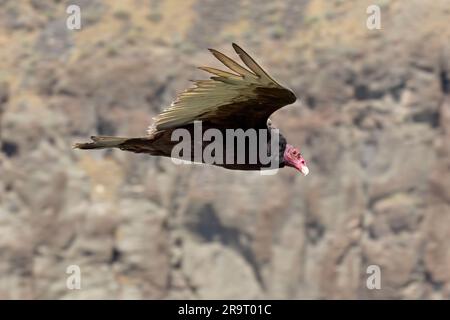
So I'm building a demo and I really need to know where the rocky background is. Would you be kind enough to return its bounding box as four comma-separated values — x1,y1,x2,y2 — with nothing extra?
1,0,450,299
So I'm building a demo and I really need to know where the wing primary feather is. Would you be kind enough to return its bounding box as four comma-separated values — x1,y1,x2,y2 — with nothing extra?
208,48,257,79
198,66,242,80
210,76,243,85
232,43,279,85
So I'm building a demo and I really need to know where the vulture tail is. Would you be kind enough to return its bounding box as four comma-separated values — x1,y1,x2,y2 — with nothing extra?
73,136,128,149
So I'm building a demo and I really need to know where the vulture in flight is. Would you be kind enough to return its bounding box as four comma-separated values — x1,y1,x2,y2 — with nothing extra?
74,43,309,175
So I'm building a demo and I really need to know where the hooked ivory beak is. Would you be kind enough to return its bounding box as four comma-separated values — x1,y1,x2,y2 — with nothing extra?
301,165,309,176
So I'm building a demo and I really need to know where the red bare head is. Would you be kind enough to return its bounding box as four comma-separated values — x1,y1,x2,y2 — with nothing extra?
283,144,309,176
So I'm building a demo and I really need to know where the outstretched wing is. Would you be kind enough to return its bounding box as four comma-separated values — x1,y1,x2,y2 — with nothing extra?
148,43,296,133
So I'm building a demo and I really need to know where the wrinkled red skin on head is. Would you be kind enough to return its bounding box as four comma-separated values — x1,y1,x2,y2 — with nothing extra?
284,144,309,175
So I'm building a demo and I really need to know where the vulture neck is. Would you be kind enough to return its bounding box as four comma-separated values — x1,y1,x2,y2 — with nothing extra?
277,132,287,168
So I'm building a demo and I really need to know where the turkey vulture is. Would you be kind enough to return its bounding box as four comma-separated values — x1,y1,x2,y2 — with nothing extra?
74,43,309,175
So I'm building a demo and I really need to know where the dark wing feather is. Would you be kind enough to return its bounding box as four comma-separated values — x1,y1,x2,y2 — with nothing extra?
148,43,296,132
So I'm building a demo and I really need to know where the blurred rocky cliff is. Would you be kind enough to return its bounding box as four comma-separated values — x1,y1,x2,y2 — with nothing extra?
1,0,450,299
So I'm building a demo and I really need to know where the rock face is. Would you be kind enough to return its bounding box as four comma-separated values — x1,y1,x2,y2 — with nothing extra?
1,0,450,299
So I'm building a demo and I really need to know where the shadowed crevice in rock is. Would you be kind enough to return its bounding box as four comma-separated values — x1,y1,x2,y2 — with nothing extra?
187,203,266,290
440,70,449,94
2,140,19,157
109,247,122,264
354,84,384,101
96,116,117,136
411,110,440,128
305,217,325,245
